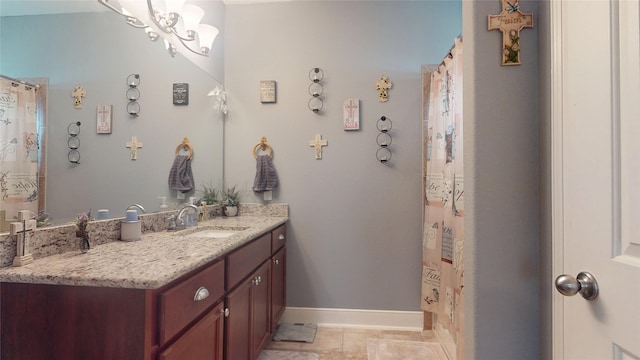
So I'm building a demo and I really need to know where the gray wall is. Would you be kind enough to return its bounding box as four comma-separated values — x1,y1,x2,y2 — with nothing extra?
224,1,461,310
463,0,540,359
538,1,552,359
0,7,225,223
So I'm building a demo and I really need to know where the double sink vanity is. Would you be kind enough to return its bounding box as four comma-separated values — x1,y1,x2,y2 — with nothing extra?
0,206,288,360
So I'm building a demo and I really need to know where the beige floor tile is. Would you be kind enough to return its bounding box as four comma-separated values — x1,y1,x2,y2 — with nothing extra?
342,329,382,354
318,351,345,360
381,329,428,342
264,326,443,360
298,327,343,352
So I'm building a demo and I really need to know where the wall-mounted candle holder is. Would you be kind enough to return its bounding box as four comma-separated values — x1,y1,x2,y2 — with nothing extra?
308,67,324,113
376,115,393,163
126,74,141,117
67,121,81,164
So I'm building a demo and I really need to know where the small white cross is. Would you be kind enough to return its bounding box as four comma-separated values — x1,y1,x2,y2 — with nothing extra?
309,134,328,160
126,136,143,160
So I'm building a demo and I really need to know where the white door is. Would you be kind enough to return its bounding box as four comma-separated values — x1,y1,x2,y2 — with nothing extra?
551,0,640,359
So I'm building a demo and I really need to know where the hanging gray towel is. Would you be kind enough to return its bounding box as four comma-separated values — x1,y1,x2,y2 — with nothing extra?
253,155,278,192
168,155,195,193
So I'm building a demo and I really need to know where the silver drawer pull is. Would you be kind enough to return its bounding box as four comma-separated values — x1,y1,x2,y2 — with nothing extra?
193,286,210,301
221,307,230,317
278,234,285,240
273,259,279,265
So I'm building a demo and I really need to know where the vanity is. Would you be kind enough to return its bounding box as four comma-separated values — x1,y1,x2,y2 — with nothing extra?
0,214,287,360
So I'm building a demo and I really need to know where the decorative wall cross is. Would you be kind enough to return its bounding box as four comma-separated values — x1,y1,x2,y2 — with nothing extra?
309,134,328,160
71,85,86,109
375,76,393,102
126,136,143,160
10,210,36,266
488,0,534,65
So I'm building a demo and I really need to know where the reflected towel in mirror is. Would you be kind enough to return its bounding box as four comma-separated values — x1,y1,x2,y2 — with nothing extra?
168,155,195,193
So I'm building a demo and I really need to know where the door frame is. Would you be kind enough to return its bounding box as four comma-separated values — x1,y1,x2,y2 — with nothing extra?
549,0,564,358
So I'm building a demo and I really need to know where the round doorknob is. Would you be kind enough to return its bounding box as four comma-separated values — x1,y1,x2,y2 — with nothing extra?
555,271,599,301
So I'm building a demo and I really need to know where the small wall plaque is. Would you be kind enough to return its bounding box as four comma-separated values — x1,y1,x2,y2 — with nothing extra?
173,83,189,105
260,80,277,103
96,105,113,134
343,99,360,130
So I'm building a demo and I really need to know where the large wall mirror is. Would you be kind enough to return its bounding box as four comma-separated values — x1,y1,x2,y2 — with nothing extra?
0,8,225,232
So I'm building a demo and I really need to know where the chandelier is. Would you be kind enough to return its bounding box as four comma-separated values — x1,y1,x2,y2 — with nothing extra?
98,0,219,57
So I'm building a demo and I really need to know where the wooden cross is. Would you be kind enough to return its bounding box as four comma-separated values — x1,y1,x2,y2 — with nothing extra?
126,136,143,160
488,0,534,65
375,76,392,102
309,134,328,160
10,210,36,266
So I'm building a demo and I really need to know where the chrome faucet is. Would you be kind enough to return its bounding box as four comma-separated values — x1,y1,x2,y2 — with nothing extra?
176,204,200,229
126,204,146,213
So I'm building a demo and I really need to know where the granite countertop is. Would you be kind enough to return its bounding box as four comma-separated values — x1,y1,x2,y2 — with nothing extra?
0,216,287,290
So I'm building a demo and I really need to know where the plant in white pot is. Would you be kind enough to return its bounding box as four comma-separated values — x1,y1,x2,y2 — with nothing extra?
222,186,240,217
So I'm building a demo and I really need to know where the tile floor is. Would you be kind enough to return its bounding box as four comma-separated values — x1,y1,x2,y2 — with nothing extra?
263,326,446,360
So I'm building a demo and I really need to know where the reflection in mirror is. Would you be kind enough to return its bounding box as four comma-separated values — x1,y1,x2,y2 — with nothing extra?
0,76,43,232
0,8,224,233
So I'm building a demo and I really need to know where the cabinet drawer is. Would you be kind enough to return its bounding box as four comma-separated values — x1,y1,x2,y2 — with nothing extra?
227,233,271,289
158,260,225,345
271,224,286,253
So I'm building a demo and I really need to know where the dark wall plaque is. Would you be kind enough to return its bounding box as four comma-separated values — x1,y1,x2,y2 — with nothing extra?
173,83,189,105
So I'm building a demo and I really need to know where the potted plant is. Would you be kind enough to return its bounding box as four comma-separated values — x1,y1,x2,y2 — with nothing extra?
201,184,219,205
201,184,224,217
222,186,240,216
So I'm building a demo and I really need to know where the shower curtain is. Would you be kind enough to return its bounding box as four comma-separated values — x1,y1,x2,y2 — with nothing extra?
0,77,39,227
421,37,464,359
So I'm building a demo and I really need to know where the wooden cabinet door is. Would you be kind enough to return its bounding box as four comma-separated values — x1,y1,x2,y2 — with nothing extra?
270,247,286,333
225,276,252,360
157,302,224,360
251,262,271,360
226,261,272,360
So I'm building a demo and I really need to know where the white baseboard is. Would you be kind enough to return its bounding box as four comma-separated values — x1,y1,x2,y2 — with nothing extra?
280,307,424,331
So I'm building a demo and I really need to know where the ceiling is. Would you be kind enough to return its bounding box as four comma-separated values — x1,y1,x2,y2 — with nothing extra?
0,0,291,17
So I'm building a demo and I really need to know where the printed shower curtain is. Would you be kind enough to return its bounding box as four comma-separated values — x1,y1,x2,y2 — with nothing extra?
421,37,464,358
0,77,39,226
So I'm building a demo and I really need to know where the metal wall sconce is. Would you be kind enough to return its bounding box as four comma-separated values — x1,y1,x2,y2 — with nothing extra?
376,115,393,163
67,121,81,164
126,74,141,116
308,67,324,113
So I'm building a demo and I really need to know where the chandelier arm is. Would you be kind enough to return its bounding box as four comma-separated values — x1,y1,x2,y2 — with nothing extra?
98,0,147,28
176,36,206,56
147,0,176,34
170,27,197,42
126,22,149,29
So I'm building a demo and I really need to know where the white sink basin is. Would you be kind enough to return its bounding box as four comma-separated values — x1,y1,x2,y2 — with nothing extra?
188,230,239,238
173,225,250,239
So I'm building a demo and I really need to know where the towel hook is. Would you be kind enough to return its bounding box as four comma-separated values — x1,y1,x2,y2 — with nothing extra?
175,137,194,160
253,136,273,158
